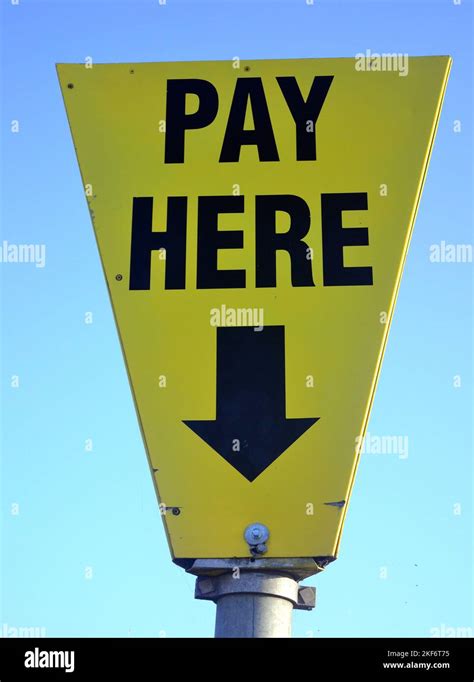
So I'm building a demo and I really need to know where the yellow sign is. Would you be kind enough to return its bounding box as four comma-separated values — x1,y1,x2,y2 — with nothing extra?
58,57,450,561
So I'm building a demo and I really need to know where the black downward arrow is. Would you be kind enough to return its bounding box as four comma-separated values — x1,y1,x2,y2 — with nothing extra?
183,326,319,482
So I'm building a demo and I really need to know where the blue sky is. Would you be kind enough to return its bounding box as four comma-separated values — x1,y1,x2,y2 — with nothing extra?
1,0,472,637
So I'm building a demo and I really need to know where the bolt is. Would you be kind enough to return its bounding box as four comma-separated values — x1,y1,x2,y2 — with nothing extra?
244,522,269,550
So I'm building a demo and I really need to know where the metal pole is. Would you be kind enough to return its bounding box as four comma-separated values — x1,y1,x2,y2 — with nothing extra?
195,570,316,638
214,573,295,637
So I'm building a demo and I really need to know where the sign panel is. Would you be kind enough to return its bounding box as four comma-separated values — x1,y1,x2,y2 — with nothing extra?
58,57,450,561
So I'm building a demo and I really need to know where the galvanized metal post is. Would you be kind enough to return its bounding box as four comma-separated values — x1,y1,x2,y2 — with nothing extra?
196,571,306,637
190,557,322,638
214,584,293,638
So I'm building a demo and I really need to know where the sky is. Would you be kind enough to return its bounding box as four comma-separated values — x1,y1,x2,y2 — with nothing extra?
0,0,472,638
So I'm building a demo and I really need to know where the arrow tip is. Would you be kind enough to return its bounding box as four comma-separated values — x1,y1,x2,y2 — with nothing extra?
184,416,319,481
